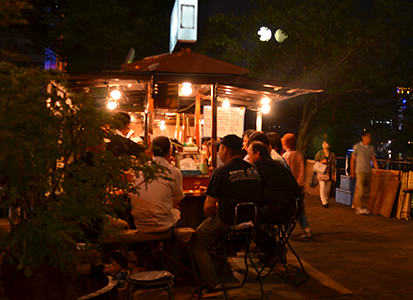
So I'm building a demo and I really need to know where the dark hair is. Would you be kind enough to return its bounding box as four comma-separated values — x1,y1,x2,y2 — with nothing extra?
152,136,171,157
267,132,282,154
248,131,269,147
115,112,131,127
249,141,268,157
242,129,256,138
361,130,371,137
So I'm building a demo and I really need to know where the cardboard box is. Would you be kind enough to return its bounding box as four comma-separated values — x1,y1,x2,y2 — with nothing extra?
340,175,356,191
335,188,354,206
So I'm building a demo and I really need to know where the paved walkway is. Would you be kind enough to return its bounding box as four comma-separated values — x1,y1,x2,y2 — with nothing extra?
289,192,413,299
132,192,413,299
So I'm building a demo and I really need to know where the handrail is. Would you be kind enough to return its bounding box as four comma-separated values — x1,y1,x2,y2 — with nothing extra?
334,156,413,173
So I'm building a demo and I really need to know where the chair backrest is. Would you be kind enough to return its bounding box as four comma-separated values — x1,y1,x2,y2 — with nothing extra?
229,202,257,237
284,194,305,236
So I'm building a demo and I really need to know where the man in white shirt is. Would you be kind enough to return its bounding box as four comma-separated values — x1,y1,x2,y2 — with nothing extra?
131,136,184,233
130,136,184,275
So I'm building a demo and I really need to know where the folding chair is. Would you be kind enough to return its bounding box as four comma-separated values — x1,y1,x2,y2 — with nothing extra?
258,195,309,286
221,202,264,300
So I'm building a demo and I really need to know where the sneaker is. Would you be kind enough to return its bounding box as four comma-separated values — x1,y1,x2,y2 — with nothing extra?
355,208,370,215
323,204,328,208
300,229,312,238
193,284,223,298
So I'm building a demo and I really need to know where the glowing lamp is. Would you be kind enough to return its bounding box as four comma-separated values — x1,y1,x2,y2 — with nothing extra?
160,120,166,130
222,98,230,108
275,29,288,43
261,105,270,114
258,26,272,42
110,89,122,100
107,100,117,110
181,82,193,96
260,97,270,106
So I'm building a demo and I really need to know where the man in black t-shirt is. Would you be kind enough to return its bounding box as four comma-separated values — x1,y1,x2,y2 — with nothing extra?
248,141,301,262
192,135,261,298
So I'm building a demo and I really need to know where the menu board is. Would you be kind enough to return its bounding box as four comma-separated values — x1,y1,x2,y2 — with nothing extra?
203,106,245,138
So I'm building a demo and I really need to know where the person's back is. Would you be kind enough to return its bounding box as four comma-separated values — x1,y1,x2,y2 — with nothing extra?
131,136,184,233
209,155,261,225
281,133,312,238
281,133,305,188
254,153,300,219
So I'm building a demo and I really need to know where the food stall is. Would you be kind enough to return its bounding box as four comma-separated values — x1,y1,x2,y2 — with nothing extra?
67,48,323,228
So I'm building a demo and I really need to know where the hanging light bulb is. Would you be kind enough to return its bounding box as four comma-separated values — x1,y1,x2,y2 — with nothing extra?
107,100,117,110
181,82,193,96
222,98,230,108
110,89,122,100
160,120,166,130
260,96,270,106
261,105,270,114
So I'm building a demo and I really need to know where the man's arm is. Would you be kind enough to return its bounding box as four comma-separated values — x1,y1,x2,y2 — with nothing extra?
350,155,356,179
204,196,218,218
372,156,379,169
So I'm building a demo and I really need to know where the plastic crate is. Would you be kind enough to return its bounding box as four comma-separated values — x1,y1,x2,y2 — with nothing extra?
340,175,356,191
335,188,354,206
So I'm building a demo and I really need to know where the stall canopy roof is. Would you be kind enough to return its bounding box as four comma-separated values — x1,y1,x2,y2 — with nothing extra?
67,48,323,111
121,47,249,75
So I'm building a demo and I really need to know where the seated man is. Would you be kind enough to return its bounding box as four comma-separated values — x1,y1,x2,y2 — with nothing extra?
247,141,301,261
130,136,185,274
115,112,143,143
192,134,261,298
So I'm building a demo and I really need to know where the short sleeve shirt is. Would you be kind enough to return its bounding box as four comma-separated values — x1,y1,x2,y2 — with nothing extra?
131,156,185,233
352,142,376,173
207,157,261,226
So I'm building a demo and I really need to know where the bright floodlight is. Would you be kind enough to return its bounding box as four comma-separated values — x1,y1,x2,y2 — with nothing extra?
110,89,122,100
258,26,272,42
223,98,230,108
107,100,117,110
181,82,193,96
160,120,166,130
261,105,270,114
260,97,270,106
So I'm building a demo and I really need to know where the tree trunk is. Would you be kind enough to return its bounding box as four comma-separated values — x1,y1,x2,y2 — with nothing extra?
2,262,77,300
297,95,319,155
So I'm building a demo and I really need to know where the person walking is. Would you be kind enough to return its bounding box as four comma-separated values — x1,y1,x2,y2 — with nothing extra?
350,131,379,215
314,140,336,208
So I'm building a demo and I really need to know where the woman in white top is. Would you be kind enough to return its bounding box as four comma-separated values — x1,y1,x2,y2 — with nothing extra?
314,140,336,208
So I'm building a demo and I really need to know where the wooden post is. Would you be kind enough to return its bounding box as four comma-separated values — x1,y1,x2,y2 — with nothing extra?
146,81,154,143
211,84,218,168
175,113,181,141
195,92,201,147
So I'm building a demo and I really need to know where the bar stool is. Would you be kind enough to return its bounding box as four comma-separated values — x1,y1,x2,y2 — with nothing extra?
127,270,174,300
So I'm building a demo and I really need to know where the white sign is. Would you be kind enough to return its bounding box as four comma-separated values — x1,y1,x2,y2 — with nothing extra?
203,106,245,138
170,0,198,53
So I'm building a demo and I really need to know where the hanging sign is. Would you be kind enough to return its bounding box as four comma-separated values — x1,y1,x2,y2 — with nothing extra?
203,106,245,138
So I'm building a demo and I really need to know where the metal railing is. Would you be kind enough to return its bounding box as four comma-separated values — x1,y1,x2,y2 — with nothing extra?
335,156,413,176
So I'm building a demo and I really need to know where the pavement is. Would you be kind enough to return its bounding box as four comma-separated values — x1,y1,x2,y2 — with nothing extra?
288,192,413,300
132,192,413,300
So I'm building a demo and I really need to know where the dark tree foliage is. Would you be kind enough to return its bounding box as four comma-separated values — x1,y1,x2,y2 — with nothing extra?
196,0,413,156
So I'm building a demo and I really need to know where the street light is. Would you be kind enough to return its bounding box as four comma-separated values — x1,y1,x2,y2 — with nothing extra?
257,27,288,46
